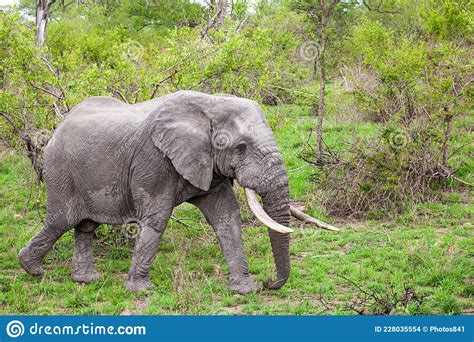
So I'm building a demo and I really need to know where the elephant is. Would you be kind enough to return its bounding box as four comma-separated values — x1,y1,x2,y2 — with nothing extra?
19,90,338,294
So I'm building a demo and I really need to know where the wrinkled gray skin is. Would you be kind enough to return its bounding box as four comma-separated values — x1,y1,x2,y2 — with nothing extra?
19,91,290,295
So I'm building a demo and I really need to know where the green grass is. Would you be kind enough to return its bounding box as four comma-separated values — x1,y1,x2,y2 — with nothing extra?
0,105,473,315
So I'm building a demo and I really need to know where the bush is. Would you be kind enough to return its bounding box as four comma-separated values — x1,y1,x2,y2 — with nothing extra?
0,5,308,178
314,11,472,218
316,117,450,218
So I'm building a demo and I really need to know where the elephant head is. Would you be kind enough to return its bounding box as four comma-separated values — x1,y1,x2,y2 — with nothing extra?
148,91,338,289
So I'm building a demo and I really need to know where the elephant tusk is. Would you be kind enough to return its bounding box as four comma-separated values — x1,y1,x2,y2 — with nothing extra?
244,188,294,234
290,206,340,231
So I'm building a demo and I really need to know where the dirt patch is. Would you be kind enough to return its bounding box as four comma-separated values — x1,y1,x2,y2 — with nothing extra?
114,271,129,280
340,243,354,253
224,303,246,314
259,293,345,314
260,294,294,306
120,297,151,315
0,269,23,280
0,142,10,159
445,243,461,259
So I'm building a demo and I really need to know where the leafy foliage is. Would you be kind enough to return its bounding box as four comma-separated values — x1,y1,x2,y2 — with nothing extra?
0,0,472,314
316,2,472,217
1,0,472,216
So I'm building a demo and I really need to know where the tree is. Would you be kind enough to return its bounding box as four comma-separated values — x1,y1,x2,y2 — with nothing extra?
35,0,56,46
312,0,336,164
215,0,228,27
293,0,355,164
121,0,204,31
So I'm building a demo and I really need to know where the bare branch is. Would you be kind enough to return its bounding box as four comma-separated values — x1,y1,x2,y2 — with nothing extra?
361,0,402,14
0,112,44,182
30,83,64,99
112,89,129,104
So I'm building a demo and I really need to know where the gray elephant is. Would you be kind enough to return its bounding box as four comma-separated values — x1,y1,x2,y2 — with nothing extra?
19,91,337,294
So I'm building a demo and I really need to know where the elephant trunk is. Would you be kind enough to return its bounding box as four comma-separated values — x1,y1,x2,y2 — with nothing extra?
244,160,291,289
261,187,291,289
242,157,341,290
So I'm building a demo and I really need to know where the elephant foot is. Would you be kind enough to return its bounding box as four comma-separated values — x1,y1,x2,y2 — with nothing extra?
229,276,259,295
19,248,44,276
125,277,153,292
72,268,102,283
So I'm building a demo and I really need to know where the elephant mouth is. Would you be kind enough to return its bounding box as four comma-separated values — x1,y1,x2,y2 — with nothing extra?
244,188,340,233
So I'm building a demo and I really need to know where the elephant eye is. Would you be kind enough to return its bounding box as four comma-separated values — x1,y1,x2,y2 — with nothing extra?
237,143,247,154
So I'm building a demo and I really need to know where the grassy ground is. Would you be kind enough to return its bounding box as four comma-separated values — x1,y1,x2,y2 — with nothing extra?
0,105,472,315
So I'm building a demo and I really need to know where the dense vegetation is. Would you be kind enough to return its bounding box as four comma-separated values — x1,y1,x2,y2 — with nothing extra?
0,0,472,314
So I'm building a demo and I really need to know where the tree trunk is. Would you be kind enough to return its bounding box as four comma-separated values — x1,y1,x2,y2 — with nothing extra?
35,0,56,47
312,0,326,165
316,54,326,164
442,106,452,168
216,0,228,27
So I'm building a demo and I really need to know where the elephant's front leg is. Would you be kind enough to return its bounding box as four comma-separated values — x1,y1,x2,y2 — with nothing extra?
125,210,171,292
190,180,258,295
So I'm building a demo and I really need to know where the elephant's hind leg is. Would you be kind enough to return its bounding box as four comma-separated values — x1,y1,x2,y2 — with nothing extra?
19,215,73,277
72,220,101,283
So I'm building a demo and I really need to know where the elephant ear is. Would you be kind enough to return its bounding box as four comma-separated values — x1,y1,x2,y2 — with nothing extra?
150,94,213,191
